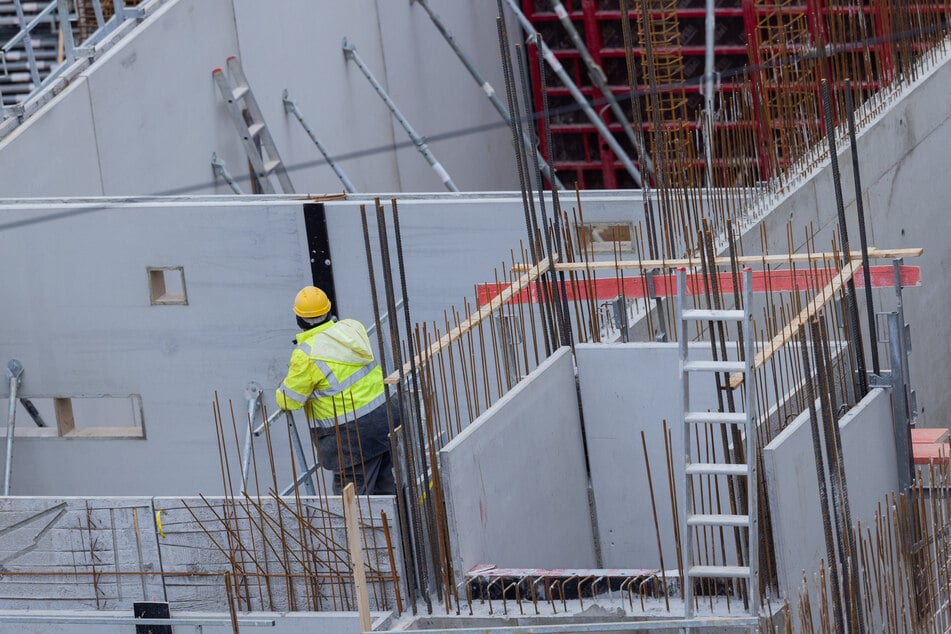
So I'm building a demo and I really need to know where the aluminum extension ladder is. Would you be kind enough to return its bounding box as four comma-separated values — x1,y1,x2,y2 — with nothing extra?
213,56,294,194
676,267,758,628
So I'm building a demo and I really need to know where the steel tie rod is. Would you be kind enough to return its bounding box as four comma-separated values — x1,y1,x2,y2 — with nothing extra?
413,0,565,190
342,37,460,192
501,0,644,186
547,0,655,178
3,360,23,496
283,89,358,194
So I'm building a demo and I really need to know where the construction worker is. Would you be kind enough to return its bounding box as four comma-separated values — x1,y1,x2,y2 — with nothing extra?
275,286,397,495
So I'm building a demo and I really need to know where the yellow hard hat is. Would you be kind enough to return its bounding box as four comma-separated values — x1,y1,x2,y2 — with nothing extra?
293,286,331,318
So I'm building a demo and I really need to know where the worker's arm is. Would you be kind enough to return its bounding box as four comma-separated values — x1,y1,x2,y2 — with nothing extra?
275,348,314,411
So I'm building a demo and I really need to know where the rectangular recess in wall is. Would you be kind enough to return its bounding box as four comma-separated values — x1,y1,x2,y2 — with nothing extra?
577,222,634,254
4,395,145,438
148,266,187,305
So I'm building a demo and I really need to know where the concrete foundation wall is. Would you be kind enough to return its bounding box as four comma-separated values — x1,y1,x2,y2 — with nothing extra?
762,388,897,601
0,0,519,197
438,348,597,573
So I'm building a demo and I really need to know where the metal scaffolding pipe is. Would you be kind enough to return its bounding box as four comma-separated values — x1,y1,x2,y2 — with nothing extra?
414,0,564,190
3,359,23,496
548,0,654,178
501,0,643,186
702,0,717,189
342,38,459,192
283,90,358,194
211,152,244,195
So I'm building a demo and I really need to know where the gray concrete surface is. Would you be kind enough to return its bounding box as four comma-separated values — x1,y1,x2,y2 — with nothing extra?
734,52,951,426
762,388,897,601
0,0,519,196
438,348,597,573
0,191,648,496
576,343,720,568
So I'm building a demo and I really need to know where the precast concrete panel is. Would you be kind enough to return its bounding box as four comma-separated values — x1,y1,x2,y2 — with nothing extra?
438,347,597,572
374,0,519,191
232,0,403,194
0,79,104,197
86,0,243,196
575,343,719,568
762,388,897,603
0,199,312,495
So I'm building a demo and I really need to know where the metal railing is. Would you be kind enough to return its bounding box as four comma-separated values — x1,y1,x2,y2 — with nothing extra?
1,0,147,119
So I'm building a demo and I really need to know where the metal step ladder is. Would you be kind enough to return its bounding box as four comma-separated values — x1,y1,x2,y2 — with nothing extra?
213,56,294,194
676,267,758,626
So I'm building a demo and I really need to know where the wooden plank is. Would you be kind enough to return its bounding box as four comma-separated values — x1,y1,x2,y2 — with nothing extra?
526,247,922,273
383,256,552,384
729,261,858,389
343,483,372,632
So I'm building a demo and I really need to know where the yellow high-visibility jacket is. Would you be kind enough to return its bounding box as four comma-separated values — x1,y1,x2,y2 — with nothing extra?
275,319,385,428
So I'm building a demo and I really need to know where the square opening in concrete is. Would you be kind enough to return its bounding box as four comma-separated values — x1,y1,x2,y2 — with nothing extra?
148,266,187,305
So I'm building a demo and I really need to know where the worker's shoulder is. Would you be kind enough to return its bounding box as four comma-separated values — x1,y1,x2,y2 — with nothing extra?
332,317,369,333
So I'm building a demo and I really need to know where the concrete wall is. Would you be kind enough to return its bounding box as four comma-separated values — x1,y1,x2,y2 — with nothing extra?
576,342,816,569
762,388,898,600
0,198,310,495
734,53,951,425
576,343,720,568
438,348,597,573
0,0,520,197
0,191,649,496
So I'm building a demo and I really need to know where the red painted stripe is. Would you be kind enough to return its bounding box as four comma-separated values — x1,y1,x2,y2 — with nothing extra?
476,265,920,306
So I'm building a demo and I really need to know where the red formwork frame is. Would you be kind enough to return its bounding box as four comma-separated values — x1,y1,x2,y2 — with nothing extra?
522,0,751,189
522,0,940,189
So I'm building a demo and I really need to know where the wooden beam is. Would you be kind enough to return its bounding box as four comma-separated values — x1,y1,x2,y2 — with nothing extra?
383,256,552,385
515,247,922,273
53,398,75,437
729,260,859,389
343,483,372,632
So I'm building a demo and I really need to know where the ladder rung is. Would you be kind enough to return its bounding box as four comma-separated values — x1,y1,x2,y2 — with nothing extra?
682,309,746,321
686,463,748,476
248,122,265,138
263,159,282,174
687,513,750,527
232,84,249,101
683,360,745,373
688,565,751,578
685,412,748,425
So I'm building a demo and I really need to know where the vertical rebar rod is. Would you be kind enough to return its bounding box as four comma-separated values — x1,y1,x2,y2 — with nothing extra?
842,79,879,375
820,79,867,397
799,328,846,633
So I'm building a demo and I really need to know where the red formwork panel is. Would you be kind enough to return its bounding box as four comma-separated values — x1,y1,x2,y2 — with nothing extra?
521,0,750,190
521,0,948,189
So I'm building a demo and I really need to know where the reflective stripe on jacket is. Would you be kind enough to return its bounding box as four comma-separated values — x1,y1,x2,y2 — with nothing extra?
275,319,385,428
